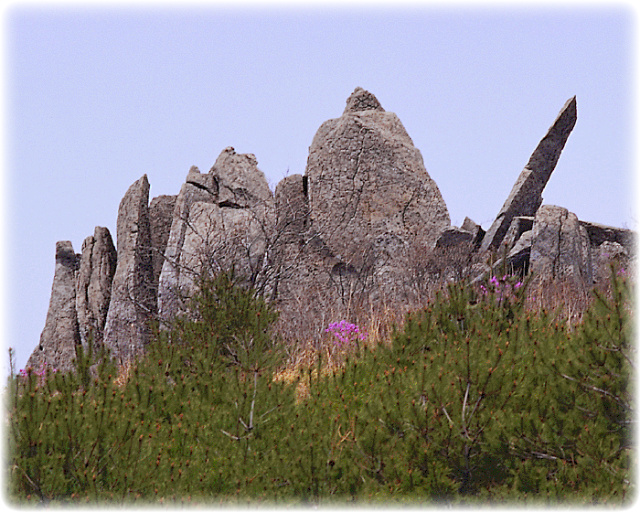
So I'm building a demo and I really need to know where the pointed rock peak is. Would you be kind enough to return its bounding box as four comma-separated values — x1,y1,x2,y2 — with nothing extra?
188,165,200,174
56,240,79,268
550,95,577,134
343,87,385,114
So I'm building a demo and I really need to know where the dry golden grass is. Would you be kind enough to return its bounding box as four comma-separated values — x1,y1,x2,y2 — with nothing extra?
111,270,631,400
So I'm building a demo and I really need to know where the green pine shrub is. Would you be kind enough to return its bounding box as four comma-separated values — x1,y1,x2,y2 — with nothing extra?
5,268,633,504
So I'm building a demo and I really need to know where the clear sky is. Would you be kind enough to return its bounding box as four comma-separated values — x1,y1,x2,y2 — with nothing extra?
2,1,637,374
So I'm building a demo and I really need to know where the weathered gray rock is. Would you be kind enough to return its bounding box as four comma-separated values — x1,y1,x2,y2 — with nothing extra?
306,87,450,270
579,220,635,254
480,97,577,252
176,201,272,301
159,149,275,315
76,227,117,350
460,217,485,249
211,147,273,208
275,174,309,240
149,195,177,286
594,241,632,281
435,227,474,249
157,167,218,320
27,241,80,373
103,175,155,363
530,205,592,285
505,229,534,274
501,216,534,252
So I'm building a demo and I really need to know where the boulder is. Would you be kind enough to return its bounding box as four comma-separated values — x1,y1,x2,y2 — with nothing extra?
480,97,577,252
594,241,633,281
76,227,117,350
305,87,450,271
103,175,155,363
27,241,80,373
501,216,534,252
159,149,275,316
176,201,271,301
529,205,592,285
505,229,533,274
275,173,309,240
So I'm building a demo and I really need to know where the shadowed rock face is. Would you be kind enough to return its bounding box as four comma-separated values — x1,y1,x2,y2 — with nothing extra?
149,195,177,287
480,97,578,252
103,175,155,363
27,241,80,373
76,227,117,351
306,87,450,270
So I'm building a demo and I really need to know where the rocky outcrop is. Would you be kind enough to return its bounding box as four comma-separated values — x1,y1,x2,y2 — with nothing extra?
435,227,475,249
213,147,273,209
461,217,485,250
158,148,275,318
28,89,635,371
177,201,271,299
529,205,593,286
157,167,218,320
579,221,635,254
103,175,155,363
480,97,577,252
27,241,80,372
76,227,117,350
306,87,450,269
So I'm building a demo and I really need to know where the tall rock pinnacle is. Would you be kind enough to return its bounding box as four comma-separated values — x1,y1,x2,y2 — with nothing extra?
103,175,155,363
27,241,80,372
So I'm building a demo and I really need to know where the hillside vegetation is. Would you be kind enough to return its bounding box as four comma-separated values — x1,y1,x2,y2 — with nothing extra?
6,267,633,505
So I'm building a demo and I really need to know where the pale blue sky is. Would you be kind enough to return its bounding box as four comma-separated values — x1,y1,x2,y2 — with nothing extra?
3,2,637,373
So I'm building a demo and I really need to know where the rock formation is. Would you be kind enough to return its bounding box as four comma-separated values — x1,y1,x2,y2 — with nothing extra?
480,96,578,252
306,87,450,266
157,166,218,321
529,205,593,286
157,148,274,319
149,195,177,286
102,175,155,363
27,241,80,372
26,88,635,372
76,227,117,350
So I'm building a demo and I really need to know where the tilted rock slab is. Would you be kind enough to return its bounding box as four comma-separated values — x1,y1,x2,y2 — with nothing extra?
530,205,593,285
306,87,450,272
27,241,80,373
480,97,577,252
103,175,155,363
76,227,117,350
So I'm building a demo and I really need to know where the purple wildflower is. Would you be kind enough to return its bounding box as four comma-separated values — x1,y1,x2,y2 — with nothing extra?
326,320,367,346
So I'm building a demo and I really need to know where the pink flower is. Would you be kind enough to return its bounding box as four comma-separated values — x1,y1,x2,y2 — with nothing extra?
326,321,367,346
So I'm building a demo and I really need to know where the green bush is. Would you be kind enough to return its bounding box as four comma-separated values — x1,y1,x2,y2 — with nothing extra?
5,269,633,504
